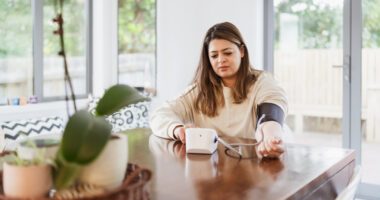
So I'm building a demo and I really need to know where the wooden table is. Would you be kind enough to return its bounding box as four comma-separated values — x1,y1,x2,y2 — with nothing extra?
126,129,355,200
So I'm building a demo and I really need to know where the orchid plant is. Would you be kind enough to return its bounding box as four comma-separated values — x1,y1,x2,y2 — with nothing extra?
52,0,149,189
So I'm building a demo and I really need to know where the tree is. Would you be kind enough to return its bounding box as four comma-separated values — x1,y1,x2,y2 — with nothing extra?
118,0,156,53
0,0,32,58
275,0,342,49
0,0,85,58
363,0,380,48
275,0,380,49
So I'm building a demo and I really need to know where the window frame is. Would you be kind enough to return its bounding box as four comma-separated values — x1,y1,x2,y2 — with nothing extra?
264,0,380,198
32,0,92,102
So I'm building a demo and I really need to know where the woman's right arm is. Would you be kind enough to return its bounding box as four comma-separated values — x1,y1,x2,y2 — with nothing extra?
149,86,196,140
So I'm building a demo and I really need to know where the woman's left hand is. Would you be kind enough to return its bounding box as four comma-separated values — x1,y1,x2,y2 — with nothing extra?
256,121,285,158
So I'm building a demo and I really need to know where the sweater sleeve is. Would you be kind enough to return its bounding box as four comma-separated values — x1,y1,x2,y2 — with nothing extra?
149,85,196,140
254,72,288,121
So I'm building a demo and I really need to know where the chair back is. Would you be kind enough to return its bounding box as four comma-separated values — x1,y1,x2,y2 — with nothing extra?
336,166,361,200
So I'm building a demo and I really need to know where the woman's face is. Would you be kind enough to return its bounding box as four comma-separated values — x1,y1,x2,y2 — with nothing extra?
208,39,244,86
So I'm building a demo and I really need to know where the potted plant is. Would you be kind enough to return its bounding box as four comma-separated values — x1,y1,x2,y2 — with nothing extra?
2,142,53,198
79,134,128,190
17,138,60,160
51,0,150,191
54,85,148,190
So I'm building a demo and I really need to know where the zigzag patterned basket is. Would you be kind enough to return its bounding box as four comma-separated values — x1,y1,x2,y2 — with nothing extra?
0,161,152,200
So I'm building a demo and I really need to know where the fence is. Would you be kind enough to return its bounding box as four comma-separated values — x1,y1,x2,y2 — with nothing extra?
0,53,154,99
1,51,379,141
274,49,380,142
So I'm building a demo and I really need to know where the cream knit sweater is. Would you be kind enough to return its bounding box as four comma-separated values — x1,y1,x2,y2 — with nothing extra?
150,71,288,140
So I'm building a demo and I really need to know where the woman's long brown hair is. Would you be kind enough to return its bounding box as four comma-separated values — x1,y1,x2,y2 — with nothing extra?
193,22,258,117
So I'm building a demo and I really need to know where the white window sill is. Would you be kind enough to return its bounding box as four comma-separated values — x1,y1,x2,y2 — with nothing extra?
0,99,89,122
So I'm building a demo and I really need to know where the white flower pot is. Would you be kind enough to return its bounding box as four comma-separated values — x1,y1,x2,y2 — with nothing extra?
3,162,52,198
79,134,128,190
17,138,60,160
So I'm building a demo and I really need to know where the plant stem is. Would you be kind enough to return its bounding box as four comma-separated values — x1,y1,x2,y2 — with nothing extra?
58,18,77,112
54,0,77,112
54,161,82,190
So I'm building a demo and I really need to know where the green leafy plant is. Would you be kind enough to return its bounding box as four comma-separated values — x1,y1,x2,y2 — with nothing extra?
4,140,51,166
51,0,150,190
54,85,148,189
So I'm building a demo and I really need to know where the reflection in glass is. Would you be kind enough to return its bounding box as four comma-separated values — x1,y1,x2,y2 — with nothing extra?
0,0,33,98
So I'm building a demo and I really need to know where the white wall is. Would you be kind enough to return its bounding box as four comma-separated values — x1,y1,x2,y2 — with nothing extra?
92,0,118,97
154,0,263,107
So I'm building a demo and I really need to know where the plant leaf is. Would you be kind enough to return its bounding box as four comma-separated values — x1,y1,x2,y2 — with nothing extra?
95,84,150,116
59,110,112,164
54,153,82,190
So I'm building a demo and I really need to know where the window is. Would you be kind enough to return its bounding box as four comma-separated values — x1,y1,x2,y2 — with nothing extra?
273,0,344,147
0,0,91,104
43,0,88,98
0,0,33,100
266,0,380,198
361,0,380,187
118,0,156,95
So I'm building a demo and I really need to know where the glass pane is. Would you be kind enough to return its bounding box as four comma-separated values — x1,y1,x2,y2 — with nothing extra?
118,0,156,95
0,0,33,102
361,0,380,185
43,0,87,98
274,0,343,147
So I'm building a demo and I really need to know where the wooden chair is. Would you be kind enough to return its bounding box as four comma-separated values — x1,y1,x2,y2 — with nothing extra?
336,166,361,200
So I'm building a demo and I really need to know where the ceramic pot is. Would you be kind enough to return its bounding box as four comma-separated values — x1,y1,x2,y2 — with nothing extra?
3,162,52,198
79,134,128,190
17,138,60,160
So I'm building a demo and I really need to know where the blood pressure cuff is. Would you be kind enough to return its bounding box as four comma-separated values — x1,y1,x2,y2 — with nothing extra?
257,103,284,126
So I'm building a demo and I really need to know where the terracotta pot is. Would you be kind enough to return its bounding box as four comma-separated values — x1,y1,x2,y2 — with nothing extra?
79,134,128,190
3,162,52,198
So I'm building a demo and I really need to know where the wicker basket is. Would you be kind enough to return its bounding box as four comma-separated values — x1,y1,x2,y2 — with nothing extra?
0,163,152,200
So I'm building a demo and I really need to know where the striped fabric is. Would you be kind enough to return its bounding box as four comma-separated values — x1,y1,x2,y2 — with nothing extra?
1,116,64,141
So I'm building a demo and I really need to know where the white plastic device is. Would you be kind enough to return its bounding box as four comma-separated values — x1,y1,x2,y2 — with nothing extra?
185,128,218,154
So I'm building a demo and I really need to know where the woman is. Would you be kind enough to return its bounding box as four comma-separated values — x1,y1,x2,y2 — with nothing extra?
150,22,287,158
